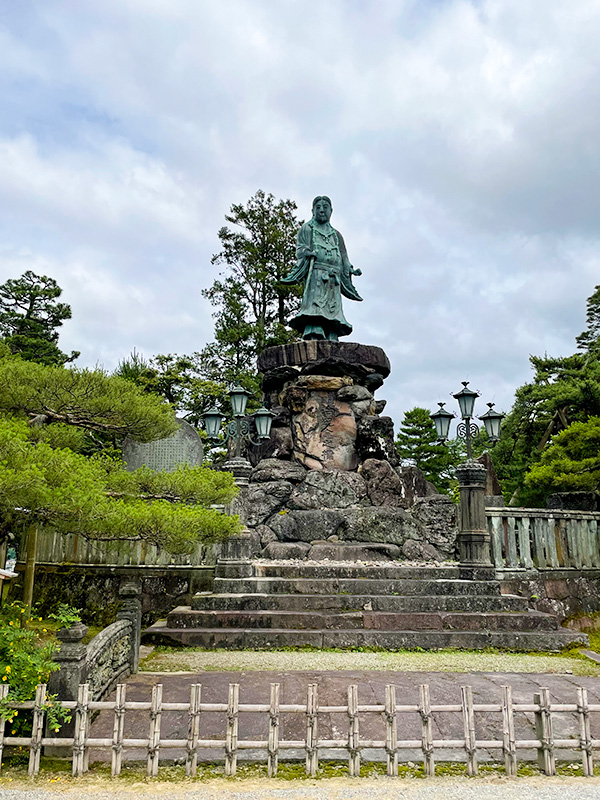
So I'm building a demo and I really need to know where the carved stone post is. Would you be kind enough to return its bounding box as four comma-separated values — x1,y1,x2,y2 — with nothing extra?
455,461,494,580
46,621,88,756
215,528,258,579
116,579,142,674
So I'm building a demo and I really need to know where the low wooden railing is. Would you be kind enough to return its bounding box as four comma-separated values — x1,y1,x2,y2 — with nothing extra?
1,681,598,778
487,508,600,570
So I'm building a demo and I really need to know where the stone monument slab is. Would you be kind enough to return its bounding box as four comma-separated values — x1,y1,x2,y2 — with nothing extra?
123,418,203,472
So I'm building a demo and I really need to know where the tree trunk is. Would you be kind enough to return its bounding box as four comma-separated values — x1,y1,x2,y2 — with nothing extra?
23,523,38,612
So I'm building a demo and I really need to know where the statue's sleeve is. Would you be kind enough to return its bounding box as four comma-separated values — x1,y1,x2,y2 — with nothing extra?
281,222,312,285
337,231,363,302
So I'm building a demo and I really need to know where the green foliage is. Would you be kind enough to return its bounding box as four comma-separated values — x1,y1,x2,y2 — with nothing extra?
48,604,81,629
200,190,302,387
0,416,241,551
526,417,600,495
0,271,79,366
395,407,457,492
0,601,70,733
491,344,600,505
0,348,178,446
114,351,230,423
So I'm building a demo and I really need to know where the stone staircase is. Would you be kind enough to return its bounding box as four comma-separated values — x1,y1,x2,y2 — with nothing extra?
144,560,588,651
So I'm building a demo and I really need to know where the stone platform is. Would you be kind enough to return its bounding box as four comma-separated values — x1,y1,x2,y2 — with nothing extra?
144,561,588,652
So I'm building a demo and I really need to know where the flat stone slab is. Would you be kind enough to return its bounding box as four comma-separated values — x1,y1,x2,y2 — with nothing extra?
88,669,600,765
258,341,391,378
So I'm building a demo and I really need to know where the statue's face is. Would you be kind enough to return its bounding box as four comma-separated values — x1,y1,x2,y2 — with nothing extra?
313,199,332,223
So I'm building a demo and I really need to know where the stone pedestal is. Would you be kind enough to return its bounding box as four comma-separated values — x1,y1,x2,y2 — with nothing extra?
46,621,89,757
116,580,142,674
456,461,494,580
257,341,394,471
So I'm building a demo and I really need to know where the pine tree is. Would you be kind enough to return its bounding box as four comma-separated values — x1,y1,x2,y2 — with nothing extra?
395,407,456,491
0,271,79,365
200,190,302,387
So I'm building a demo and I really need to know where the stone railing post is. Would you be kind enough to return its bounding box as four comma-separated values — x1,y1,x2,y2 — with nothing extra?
116,579,142,673
455,461,494,580
215,528,259,579
46,621,88,756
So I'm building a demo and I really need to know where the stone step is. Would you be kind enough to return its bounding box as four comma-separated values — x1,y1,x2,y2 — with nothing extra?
143,622,587,652
191,592,529,613
219,563,464,580
213,577,502,596
167,607,560,632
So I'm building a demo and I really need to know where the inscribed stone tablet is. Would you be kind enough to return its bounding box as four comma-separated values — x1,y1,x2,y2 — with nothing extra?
123,418,204,472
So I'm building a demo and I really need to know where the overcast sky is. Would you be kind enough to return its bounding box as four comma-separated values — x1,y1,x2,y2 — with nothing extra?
1,0,600,431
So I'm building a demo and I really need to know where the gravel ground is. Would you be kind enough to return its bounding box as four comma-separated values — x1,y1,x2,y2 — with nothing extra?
139,648,600,676
2,776,600,800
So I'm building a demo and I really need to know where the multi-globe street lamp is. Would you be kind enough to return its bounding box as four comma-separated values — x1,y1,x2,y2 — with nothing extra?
430,382,505,575
202,385,274,471
430,381,504,460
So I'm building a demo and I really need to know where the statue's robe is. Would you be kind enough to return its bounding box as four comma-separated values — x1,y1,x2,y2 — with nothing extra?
282,219,362,339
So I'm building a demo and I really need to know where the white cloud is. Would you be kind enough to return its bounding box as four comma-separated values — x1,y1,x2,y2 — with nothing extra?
1,0,599,427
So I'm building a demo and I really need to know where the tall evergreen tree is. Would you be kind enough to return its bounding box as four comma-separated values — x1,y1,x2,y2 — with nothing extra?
395,407,456,492
200,190,302,388
0,271,79,365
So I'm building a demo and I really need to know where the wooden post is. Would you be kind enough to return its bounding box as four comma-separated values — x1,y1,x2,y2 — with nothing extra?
577,687,594,777
419,683,435,777
305,683,319,777
534,688,555,776
111,683,126,778
23,523,38,613
72,683,90,777
225,683,239,776
147,683,162,778
385,684,398,777
347,684,360,777
501,684,517,777
460,685,477,776
28,683,46,777
0,683,8,775
267,683,280,777
186,683,202,777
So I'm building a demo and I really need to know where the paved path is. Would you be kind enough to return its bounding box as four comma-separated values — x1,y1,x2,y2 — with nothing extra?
86,669,600,765
2,776,600,799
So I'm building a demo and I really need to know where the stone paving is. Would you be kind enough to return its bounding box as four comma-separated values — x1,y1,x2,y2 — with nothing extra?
89,669,600,766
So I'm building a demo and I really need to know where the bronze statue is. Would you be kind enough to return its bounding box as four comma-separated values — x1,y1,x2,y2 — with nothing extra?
282,196,362,340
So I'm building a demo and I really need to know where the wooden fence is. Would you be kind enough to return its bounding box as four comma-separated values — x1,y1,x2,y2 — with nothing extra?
1,682,598,778
487,508,600,570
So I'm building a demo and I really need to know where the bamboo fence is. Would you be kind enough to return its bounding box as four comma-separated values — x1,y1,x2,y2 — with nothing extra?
0,681,599,778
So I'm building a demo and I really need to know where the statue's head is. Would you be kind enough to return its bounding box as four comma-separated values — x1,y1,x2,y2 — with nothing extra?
312,196,332,224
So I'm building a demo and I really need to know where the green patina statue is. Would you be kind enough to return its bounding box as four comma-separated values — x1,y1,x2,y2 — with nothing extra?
282,196,362,341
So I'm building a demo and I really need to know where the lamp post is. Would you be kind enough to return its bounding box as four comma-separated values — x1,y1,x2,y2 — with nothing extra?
202,385,274,485
431,382,505,579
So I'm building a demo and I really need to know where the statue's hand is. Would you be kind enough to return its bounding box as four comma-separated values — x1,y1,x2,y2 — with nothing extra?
351,267,362,277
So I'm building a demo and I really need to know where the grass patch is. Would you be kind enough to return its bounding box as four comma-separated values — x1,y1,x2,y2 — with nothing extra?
1,758,599,783
139,644,600,676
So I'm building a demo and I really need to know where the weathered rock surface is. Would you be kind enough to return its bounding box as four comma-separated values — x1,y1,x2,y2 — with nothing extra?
250,459,307,484
258,341,391,385
293,393,358,471
254,525,277,547
394,465,434,506
245,481,292,527
289,470,367,510
361,459,408,507
265,506,423,546
411,495,458,559
307,542,401,561
261,541,311,560
337,385,373,403
356,416,397,465
402,539,444,562
546,492,600,512
267,509,345,542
